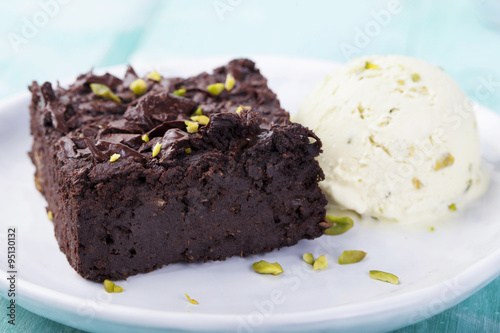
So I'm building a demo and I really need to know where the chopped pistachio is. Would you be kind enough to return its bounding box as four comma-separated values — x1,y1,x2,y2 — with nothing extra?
465,179,473,192
103,279,114,293
185,120,199,133
190,115,210,126
324,215,354,235
113,285,124,293
47,210,53,221
129,79,147,96
152,143,162,158
103,279,124,293
365,61,379,70
429,226,435,232
185,148,192,154
412,178,423,189
185,293,199,305
369,270,399,285
397,80,405,85
206,83,224,96
313,255,328,270
141,134,150,143
252,260,284,275
225,73,236,91
147,71,162,82
338,250,367,265
173,88,186,97
90,83,121,103
192,106,203,116
235,105,251,114
109,153,121,162
411,73,421,82
435,153,455,171
302,253,314,265
448,203,456,211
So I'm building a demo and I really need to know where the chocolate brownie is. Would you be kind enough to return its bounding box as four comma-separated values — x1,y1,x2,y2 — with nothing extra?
29,59,328,281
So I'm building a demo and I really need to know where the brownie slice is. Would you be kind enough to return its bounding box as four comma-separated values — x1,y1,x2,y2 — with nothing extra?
29,59,328,281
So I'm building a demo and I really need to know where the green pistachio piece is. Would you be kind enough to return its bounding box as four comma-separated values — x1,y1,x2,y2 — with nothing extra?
185,148,192,154
435,153,454,171
147,71,162,82
302,253,314,265
225,73,236,91
365,61,379,70
185,120,199,133
47,210,53,221
103,279,124,293
190,115,210,126
113,285,124,293
236,105,251,114
313,255,328,270
206,83,224,96
173,88,186,97
90,83,121,103
152,143,162,158
185,293,199,305
252,260,283,275
192,106,203,116
369,270,399,284
324,215,354,235
338,250,367,265
129,79,147,96
109,153,121,162
448,203,456,211
411,73,421,82
141,134,150,143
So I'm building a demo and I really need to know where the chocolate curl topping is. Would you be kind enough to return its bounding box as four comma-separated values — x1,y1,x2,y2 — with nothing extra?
41,82,68,133
84,138,146,163
124,91,197,131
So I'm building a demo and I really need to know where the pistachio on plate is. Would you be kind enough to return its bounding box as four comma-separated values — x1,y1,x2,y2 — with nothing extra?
252,260,283,275
313,255,328,270
369,270,399,285
338,250,367,265
103,279,124,293
324,215,354,235
185,293,199,305
302,253,314,265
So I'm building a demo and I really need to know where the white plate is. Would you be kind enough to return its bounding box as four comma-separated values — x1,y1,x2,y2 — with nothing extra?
0,56,499,333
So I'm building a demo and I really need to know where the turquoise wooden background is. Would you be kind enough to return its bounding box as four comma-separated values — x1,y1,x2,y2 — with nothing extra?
0,0,499,332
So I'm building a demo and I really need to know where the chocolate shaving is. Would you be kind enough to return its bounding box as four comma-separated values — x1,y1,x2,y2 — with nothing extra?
85,138,146,163
70,71,123,93
41,82,68,133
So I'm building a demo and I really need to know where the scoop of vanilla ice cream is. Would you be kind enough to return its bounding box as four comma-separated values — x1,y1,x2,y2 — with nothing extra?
296,55,488,224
